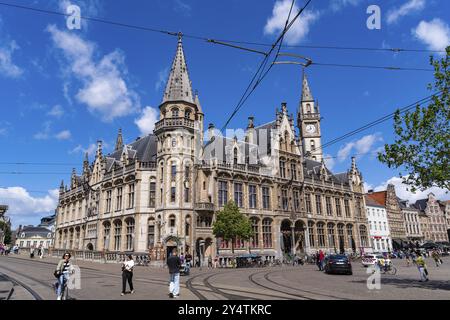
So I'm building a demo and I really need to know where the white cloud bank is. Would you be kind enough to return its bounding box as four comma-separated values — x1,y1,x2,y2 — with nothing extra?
0,40,23,78
264,0,319,45
337,133,383,162
47,25,140,122
135,107,159,136
412,18,450,52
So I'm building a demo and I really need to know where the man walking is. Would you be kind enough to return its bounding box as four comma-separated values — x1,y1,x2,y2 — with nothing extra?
167,248,181,298
416,253,429,282
431,250,441,267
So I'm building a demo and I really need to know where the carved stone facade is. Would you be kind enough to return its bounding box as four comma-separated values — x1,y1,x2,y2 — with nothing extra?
53,37,371,263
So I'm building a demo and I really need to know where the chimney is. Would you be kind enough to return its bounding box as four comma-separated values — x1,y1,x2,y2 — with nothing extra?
247,116,254,129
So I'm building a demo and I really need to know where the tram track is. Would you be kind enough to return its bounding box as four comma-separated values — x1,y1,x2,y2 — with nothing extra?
0,270,44,300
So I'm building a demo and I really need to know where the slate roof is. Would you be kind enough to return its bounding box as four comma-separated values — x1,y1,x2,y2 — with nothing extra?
105,134,157,165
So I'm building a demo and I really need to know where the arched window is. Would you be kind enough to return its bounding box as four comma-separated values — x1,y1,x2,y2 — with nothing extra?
262,218,272,248
172,108,179,118
359,225,368,247
327,223,336,248
114,220,122,251
148,218,155,249
103,221,111,250
185,108,191,119
337,223,345,249
125,218,135,251
306,104,311,113
317,222,325,247
308,221,315,247
169,215,176,228
346,224,354,250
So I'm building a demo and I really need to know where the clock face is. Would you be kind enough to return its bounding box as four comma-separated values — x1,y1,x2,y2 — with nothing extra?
305,124,316,134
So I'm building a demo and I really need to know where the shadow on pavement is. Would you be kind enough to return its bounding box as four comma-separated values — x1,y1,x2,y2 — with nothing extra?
351,278,450,291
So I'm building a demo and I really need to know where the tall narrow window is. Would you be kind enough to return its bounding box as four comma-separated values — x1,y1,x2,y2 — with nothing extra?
126,219,135,251
171,164,177,181
282,189,288,210
262,219,272,248
218,181,228,207
184,186,190,203
116,187,123,211
280,160,286,178
172,108,179,118
317,223,325,247
262,187,270,209
359,225,368,247
147,222,155,249
114,220,122,251
233,148,238,165
308,221,315,247
291,163,297,180
326,196,332,216
338,224,345,248
234,183,243,207
293,190,300,211
344,199,351,217
315,194,322,215
106,190,112,213
327,223,336,248
305,194,312,214
335,198,342,217
103,223,110,250
127,184,135,208
184,165,190,181
149,182,156,208
249,185,257,209
251,218,259,248
171,187,176,203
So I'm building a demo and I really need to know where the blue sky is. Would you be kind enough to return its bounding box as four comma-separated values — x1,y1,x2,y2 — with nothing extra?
0,0,449,228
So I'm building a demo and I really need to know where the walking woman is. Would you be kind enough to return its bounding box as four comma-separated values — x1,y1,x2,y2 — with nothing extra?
121,255,135,296
416,253,429,282
54,252,72,300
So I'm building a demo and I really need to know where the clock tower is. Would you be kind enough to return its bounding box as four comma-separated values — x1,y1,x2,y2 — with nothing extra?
298,72,323,162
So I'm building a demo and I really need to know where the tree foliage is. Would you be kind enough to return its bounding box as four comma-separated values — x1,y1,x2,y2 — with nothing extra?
378,46,450,192
212,201,253,254
0,221,12,245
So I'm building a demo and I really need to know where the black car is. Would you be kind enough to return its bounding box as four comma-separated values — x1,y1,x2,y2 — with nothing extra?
324,255,352,275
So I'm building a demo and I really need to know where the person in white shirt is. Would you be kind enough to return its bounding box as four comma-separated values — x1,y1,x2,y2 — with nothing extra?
121,255,135,296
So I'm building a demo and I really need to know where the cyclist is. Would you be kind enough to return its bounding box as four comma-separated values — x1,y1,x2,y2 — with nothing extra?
54,252,72,300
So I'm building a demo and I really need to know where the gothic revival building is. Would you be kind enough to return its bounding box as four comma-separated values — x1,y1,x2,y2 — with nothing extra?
53,37,371,263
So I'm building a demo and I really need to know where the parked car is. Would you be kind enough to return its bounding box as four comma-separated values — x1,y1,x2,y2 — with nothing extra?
361,254,391,267
324,255,352,275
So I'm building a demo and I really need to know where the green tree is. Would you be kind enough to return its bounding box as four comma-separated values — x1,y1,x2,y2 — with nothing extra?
212,201,253,254
378,46,450,192
0,221,12,245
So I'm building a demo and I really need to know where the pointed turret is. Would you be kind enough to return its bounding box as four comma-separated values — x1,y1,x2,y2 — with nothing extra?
115,128,124,151
162,33,194,104
59,180,64,194
301,71,314,102
96,140,103,159
194,91,203,114
83,152,90,175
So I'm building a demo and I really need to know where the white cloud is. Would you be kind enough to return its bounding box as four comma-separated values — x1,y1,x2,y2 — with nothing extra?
55,130,71,140
412,19,450,52
174,0,192,16
33,121,52,140
0,40,23,78
47,25,140,122
0,187,59,222
47,105,64,118
155,67,169,91
330,0,361,12
264,0,319,45
324,154,336,170
387,0,426,24
69,143,97,156
337,133,383,162
135,107,159,136
373,176,449,203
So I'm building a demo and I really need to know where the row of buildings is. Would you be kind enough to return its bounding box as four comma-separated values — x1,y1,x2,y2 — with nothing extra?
42,36,449,263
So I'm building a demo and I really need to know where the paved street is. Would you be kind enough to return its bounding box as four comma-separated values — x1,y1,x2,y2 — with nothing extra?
0,255,449,300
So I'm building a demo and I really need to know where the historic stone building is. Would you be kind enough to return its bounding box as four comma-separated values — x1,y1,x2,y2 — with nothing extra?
399,199,423,243
53,37,370,264
413,193,449,242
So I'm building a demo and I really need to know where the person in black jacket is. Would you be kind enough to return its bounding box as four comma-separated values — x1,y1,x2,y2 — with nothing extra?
167,248,181,298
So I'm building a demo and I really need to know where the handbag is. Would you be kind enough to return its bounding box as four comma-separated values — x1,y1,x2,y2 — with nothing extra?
53,270,61,278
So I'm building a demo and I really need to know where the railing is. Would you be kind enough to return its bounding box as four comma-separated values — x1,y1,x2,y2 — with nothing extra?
155,117,195,131
301,112,320,120
216,162,260,174
125,162,136,172
195,202,215,211
51,249,153,264
140,162,156,169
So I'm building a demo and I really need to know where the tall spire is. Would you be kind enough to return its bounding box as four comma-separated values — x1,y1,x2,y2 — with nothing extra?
115,128,124,151
162,33,194,104
301,71,314,102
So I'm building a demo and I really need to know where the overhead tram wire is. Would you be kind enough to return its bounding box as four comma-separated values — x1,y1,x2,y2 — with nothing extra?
311,62,434,72
307,91,445,157
220,0,312,132
0,1,444,55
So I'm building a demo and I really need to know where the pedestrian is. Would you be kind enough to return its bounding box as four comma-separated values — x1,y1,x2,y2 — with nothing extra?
214,256,218,268
405,252,411,267
54,252,72,300
40,246,45,259
431,250,440,267
318,250,325,271
121,255,135,296
167,248,181,298
30,246,35,259
208,255,213,268
37,245,42,258
184,251,192,275
416,253,429,282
